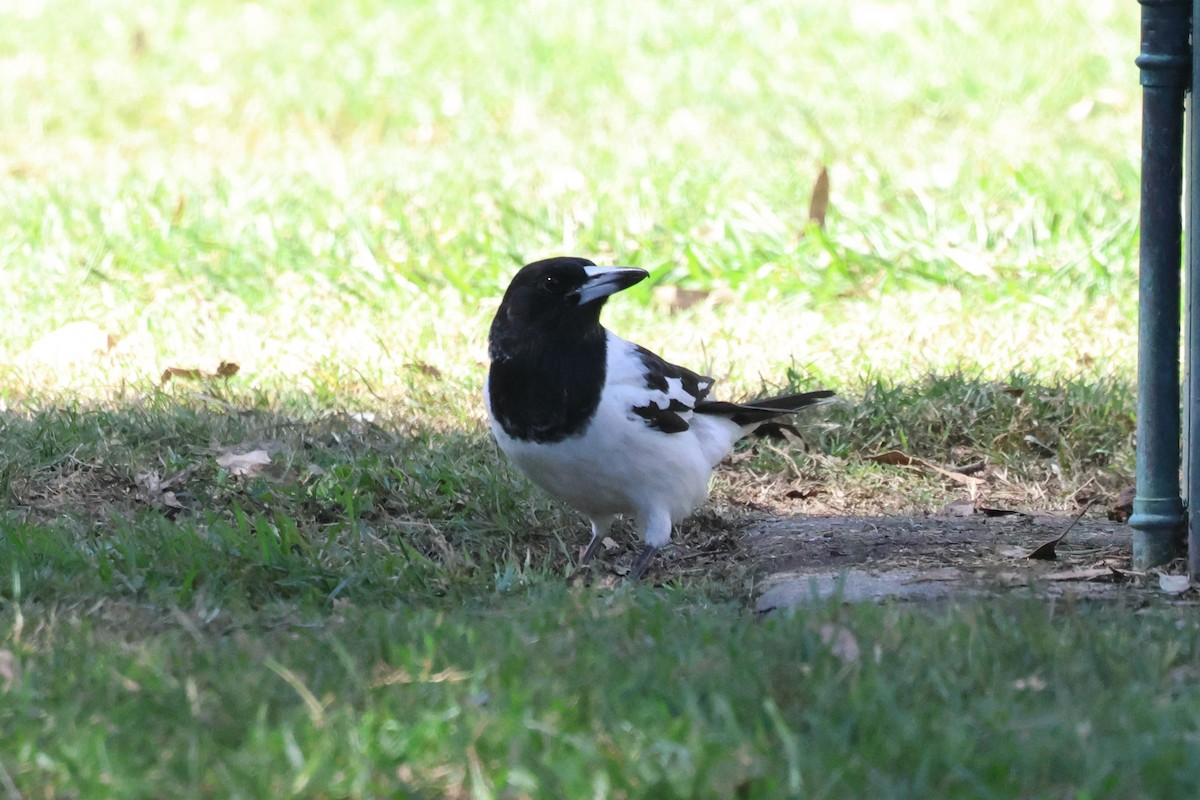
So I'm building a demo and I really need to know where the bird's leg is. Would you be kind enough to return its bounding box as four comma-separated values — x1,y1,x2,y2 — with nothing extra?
627,545,659,581
579,516,615,565
628,507,672,581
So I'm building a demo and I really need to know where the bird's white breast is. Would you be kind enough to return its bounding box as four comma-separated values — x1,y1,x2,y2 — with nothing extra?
484,333,743,524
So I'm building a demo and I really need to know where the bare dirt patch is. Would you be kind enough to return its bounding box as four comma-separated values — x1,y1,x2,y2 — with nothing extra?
740,512,1169,610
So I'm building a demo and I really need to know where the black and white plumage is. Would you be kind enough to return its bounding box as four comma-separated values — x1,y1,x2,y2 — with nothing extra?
485,256,833,580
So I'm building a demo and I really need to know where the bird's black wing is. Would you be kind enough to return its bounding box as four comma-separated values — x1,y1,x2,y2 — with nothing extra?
626,345,715,434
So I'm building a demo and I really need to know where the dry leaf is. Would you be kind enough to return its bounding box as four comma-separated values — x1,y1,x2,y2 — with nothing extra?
819,624,860,663
979,506,1023,517
866,450,918,466
0,649,16,693
1107,486,1134,523
1025,537,1064,561
654,285,709,312
865,450,983,486
406,362,443,379
1025,501,1095,560
1067,97,1094,122
601,537,619,552
160,491,185,510
135,471,164,494
216,449,271,477
1042,567,1114,582
653,285,733,313
161,362,240,384
940,497,976,517
1159,574,1191,595
808,166,830,228
25,321,115,365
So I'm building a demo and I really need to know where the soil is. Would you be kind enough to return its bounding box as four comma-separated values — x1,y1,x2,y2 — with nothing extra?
736,511,1186,611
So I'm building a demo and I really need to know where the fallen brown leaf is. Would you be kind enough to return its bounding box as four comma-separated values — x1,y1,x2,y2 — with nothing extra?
808,166,830,228
1042,567,1115,582
652,285,734,313
940,497,976,517
215,449,271,477
1107,486,1134,523
161,362,240,384
0,649,16,693
1025,500,1095,560
160,491,185,510
865,450,983,486
865,450,919,466
405,362,443,379
819,623,860,663
25,321,115,365
978,506,1023,517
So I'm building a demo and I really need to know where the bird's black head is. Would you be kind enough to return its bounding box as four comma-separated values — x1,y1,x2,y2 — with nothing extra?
489,257,647,360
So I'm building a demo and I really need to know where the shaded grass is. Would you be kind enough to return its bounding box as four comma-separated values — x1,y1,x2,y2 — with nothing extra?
1,367,1134,612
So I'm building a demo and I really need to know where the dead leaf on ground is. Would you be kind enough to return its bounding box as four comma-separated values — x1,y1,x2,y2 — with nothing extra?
1159,574,1192,595
1107,486,1135,523
903,567,960,583
405,362,443,379
819,623,860,663
807,166,830,229
25,321,115,365
1042,567,1116,582
653,285,734,313
1025,537,1065,561
0,649,17,693
978,506,1023,517
1012,674,1047,691
1067,97,1094,123
134,470,191,510
159,491,185,510
940,497,976,517
161,361,240,384
1025,501,1095,560
215,449,271,477
865,450,984,486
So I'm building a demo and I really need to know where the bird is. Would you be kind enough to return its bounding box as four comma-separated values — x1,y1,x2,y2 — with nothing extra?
484,256,833,581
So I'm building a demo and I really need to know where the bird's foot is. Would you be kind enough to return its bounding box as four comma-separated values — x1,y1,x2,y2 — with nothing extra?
627,545,659,582
579,533,603,565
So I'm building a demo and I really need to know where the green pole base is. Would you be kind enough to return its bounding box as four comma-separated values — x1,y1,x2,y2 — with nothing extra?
1130,501,1186,570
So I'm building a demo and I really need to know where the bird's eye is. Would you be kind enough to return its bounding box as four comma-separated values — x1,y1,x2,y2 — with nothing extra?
542,275,564,293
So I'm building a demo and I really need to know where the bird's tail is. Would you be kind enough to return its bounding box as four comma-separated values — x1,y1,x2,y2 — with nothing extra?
694,389,834,426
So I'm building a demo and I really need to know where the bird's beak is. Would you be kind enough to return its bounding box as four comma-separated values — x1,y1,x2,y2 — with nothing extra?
573,266,648,305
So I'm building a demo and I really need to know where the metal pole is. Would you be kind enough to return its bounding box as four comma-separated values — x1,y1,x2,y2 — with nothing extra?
1185,0,1195,575
1131,0,1189,570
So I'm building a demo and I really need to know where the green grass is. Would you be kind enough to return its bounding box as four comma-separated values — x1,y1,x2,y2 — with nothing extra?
6,595,1200,798
0,0,1164,796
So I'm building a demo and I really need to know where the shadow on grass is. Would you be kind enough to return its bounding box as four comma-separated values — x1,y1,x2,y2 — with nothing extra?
0,369,1135,609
